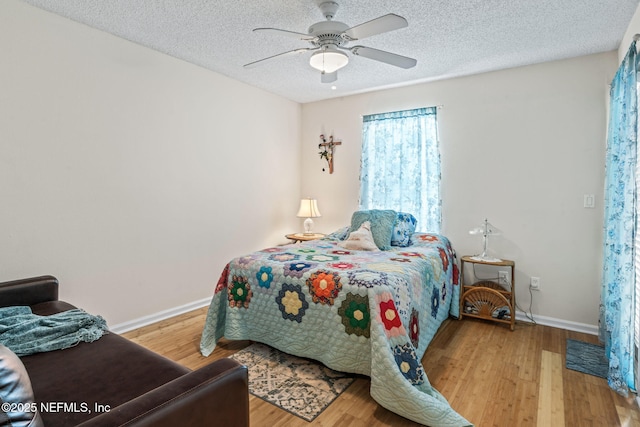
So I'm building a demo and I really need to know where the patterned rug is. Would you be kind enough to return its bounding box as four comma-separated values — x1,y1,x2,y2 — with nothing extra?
229,343,356,422
565,338,608,379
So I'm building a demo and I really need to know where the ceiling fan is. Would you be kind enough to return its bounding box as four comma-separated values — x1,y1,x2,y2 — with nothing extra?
243,1,417,83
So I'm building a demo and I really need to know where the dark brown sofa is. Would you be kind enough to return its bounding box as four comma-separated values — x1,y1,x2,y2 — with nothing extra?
0,275,249,427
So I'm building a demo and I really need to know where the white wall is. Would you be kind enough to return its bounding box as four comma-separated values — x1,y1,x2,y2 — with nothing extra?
301,52,617,327
0,0,301,326
0,0,622,330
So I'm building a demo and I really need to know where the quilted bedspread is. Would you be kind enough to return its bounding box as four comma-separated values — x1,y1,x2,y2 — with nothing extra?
200,233,471,426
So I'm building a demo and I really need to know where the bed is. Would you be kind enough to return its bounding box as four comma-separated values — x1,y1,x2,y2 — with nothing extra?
200,211,470,426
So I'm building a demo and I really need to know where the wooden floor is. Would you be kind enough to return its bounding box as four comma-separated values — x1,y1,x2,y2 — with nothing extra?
122,308,640,426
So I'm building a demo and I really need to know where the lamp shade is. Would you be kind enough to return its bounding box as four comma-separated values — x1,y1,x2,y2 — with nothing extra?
469,219,501,237
297,198,321,218
309,49,348,73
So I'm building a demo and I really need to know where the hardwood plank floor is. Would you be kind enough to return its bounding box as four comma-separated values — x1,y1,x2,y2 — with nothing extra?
122,309,640,426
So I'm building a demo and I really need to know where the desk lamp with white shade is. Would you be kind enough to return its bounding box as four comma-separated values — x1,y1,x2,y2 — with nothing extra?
297,198,321,235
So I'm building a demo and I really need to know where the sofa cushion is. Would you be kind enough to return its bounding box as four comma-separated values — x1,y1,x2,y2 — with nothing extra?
29,300,77,316
22,332,191,427
21,301,191,427
0,344,43,427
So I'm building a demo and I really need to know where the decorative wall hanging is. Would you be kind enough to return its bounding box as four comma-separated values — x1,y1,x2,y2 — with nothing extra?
318,134,342,173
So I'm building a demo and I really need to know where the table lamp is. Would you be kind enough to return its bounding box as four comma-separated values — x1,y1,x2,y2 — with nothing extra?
469,218,502,262
297,198,321,235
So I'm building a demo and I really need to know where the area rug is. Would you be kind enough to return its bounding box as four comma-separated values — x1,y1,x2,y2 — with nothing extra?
229,342,356,421
566,338,608,379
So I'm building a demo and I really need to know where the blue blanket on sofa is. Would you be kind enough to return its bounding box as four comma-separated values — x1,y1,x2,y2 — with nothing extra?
0,306,108,356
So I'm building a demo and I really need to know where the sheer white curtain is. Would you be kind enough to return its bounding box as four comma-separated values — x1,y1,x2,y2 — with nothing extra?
359,107,441,233
600,40,638,396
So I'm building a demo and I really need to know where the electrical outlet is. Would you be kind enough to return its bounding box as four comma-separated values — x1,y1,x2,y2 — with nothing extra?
498,270,509,287
530,276,540,291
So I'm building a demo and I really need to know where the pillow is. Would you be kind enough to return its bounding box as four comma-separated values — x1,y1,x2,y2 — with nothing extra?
326,225,350,241
349,209,397,250
0,344,43,427
339,221,379,251
391,212,418,247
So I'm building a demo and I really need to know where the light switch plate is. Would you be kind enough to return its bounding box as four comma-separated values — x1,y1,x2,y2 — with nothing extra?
583,194,595,208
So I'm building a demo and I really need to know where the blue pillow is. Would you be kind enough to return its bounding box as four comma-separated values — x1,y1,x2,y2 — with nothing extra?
391,212,418,247
349,210,397,250
326,226,350,241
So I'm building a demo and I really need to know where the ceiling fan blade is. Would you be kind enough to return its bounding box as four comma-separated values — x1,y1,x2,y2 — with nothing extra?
244,48,316,69
253,28,315,41
349,46,417,69
321,71,337,83
343,14,408,41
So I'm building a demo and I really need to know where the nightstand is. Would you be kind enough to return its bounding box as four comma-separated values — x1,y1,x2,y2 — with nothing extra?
285,233,326,243
459,256,516,330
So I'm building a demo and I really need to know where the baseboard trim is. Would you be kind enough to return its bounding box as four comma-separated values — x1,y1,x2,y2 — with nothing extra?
515,310,598,335
110,298,597,336
110,296,212,334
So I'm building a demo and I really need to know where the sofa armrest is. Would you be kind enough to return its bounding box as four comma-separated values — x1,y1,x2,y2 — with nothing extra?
77,358,249,427
0,275,59,308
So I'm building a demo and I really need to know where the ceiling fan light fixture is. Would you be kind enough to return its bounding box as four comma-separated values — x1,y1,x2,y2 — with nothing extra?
309,49,348,73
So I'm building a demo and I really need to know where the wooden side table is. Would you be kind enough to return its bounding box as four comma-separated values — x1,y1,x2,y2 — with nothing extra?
459,255,516,330
285,233,326,243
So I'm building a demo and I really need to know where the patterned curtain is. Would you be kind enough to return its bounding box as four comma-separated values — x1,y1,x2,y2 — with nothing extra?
359,107,441,233
600,40,638,396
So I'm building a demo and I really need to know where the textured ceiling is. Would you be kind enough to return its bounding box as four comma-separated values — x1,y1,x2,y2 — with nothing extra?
20,0,640,103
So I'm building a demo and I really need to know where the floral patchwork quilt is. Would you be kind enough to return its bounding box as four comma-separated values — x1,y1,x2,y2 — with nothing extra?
200,233,471,426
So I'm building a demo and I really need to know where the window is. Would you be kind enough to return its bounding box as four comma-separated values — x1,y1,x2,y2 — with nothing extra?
359,107,441,233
